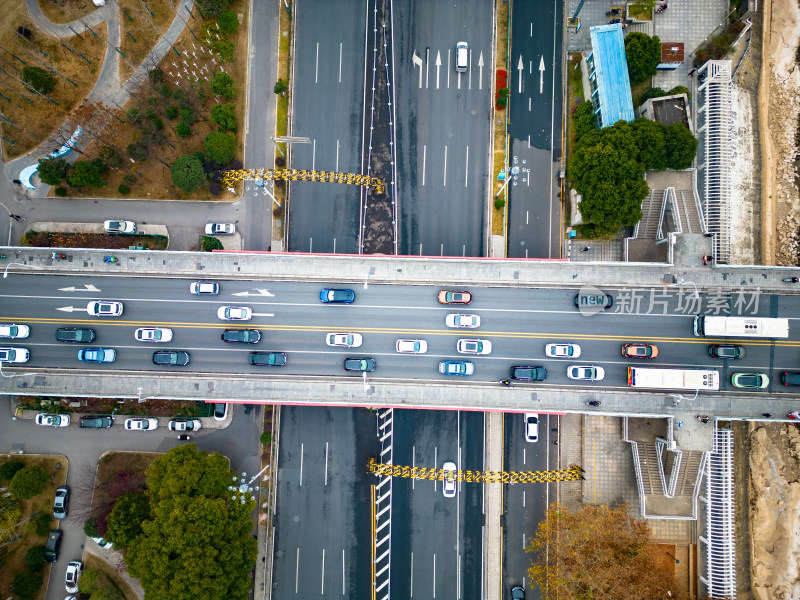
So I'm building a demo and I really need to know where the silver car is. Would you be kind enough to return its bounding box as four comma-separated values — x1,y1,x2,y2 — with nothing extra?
135,328,173,343
567,365,605,381
205,223,236,235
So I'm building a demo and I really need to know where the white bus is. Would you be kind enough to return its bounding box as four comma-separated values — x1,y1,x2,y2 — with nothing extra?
628,367,720,391
693,316,789,338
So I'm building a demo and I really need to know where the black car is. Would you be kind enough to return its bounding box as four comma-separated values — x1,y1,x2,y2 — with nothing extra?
152,350,190,366
708,344,745,359
53,486,70,520
780,371,800,386
249,352,287,366
55,328,96,343
79,415,113,429
221,329,262,344
44,530,62,562
344,357,376,372
510,366,547,381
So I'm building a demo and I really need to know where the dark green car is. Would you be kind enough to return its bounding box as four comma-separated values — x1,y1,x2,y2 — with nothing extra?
79,415,113,429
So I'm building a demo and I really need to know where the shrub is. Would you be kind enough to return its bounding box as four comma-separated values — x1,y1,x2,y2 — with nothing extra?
0,460,24,480
68,160,105,188
204,131,236,165
36,157,69,185
21,66,55,95
35,511,52,536
201,235,223,251
175,123,192,138
219,9,239,33
84,518,100,537
127,142,149,162
148,68,163,84
108,154,123,168
165,105,179,120
145,108,158,121
209,181,222,196
54,187,67,197
123,174,136,186
180,108,194,126
158,82,171,97
78,568,99,594
118,184,130,195
99,146,115,160
12,570,42,600
212,39,235,62
494,198,506,210
126,107,141,123
172,87,185,101
210,103,237,132
273,78,288,95
9,465,49,499
211,71,236,100
260,432,271,445
152,118,164,130
24,546,45,570
200,0,232,17
171,154,205,192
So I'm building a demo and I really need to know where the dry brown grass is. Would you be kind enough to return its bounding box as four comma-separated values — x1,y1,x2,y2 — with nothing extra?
491,1,509,238
62,0,249,201
1,1,106,160
90,452,159,531
0,454,69,600
37,0,96,25
118,0,180,81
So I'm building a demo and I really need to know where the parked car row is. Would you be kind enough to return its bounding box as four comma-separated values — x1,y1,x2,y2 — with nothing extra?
34,414,204,431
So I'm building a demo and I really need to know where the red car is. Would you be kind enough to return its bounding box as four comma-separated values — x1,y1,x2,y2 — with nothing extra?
621,343,659,359
437,290,472,304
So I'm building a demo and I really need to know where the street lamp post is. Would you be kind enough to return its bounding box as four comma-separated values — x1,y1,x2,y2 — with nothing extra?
676,279,699,299
228,463,271,505
3,263,43,278
0,361,35,379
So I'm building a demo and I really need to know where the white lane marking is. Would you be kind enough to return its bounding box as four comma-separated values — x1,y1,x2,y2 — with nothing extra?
443,146,447,186
58,284,99,292
412,50,423,88
410,552,414,597
299,442,304,487
342,549,345,596
522,533,526,549
412,445,416,490
526,211,529,225
312,138,316,171
530,22,533,36
539,55,545,94
324,441,329,486
434,446,438,492
517,54,524,93
338,42,343,83
333,238,336,254
315,42,319,84
232,289,275,297
321,548,325,595
478,52,484,89
464,146,469,188
435,50,441,89
468,51,472,90
447,49,451,88
528,97,531,111
336,140,340,172
432,553,436,597
523,489,526,507
250,312,275,318
295,547,300,593
523,447,527,465
56,306,90,313
422,145,427,186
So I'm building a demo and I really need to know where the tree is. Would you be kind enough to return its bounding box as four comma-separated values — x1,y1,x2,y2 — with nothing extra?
78,568,99,594
124,445,257,600
528,503,688,600
12,570,42,600
105,491,150,548
219,10,239,34
84,518,100,537
572,101,596,140
663,123,698,170
36,157,69,185
204,131,235,165
9,465,49,499
21,66,55,95
0,460,24,480
24,545,45,570
630,118,667,170
175,123,192,138
68,160,105,188
210,103,237,132
211,71,236,100
273,78,288,96
200,0,232,17
171,154,205,192
624,33,661,84
148,68,163,84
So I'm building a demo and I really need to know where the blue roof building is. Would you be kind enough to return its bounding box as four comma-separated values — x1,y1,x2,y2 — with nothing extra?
585,24,635,128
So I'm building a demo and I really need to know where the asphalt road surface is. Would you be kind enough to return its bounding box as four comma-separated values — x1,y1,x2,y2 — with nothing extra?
393,0,493,257
507,0,564,259
287,0,367,255
3,274,799,396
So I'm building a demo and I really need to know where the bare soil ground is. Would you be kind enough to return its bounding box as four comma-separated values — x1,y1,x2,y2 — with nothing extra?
38,0,97,24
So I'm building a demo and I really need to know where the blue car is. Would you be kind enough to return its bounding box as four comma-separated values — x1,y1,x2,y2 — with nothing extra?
320,289,355,303
439,361,474,376
78,348,116,363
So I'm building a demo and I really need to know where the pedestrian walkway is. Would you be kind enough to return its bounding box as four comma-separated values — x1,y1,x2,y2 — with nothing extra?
565,238,625,261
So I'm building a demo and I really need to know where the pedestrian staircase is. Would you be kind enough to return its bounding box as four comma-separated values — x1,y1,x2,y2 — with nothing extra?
632,186,706,241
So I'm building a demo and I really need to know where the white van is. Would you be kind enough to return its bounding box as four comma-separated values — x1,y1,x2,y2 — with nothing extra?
455,42,468,72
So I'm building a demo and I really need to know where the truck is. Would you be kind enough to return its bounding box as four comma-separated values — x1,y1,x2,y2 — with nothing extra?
693,316,789,338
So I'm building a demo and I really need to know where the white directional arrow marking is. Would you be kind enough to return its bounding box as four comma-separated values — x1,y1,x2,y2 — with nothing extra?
478,52,484,89
517,54,524,94
412,51,423,88
539,56,545,94
232,289,275,297
58,284,100,292
57,306,89,313
435,51,442,89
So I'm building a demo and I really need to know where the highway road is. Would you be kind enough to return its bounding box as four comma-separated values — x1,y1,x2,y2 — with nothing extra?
507,0,564,259
393,1,493,257
3,274,800,396
287,0,367,255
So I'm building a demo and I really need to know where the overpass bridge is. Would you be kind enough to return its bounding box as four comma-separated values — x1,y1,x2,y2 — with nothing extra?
1,245,798,423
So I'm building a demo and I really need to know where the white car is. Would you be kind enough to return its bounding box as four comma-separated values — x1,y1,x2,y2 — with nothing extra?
87,300,124,317
124,418,159,431
35,413,70,427
190,281,219,295
65,561,83,594
91,536,113,550
326,333,363,348
395,339,428,354
545,343,582,359
205,223,236,235
168,419,202,432
217,306,252,321
567,365,606,381
0,347,29,363
135,328,173,343
442,462,457,498
103,220,136,233
456,339,492,355
0,324,30,339
525,413,539,442
445,313,480,328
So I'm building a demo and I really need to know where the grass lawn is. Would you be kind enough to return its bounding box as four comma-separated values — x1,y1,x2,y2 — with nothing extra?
0,454,68,600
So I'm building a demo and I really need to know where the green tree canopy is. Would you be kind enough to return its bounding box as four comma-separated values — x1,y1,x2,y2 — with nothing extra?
24,545,45,570
36,157,69,185
0,460,24,480
211,71,236,100
630,118,667,170
572,101,597,140
218,10,239,34
21,66,56,95
106,491,150,548
204,131,236,165
273,78,288,96
528,503,688,600
624,32,661,84
171,154,205,192
210,103,237,132
200,0,232,17
663,122,698,169
9,465,49,499
12,570,42,600
124,445,257,600
68,159,105,188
